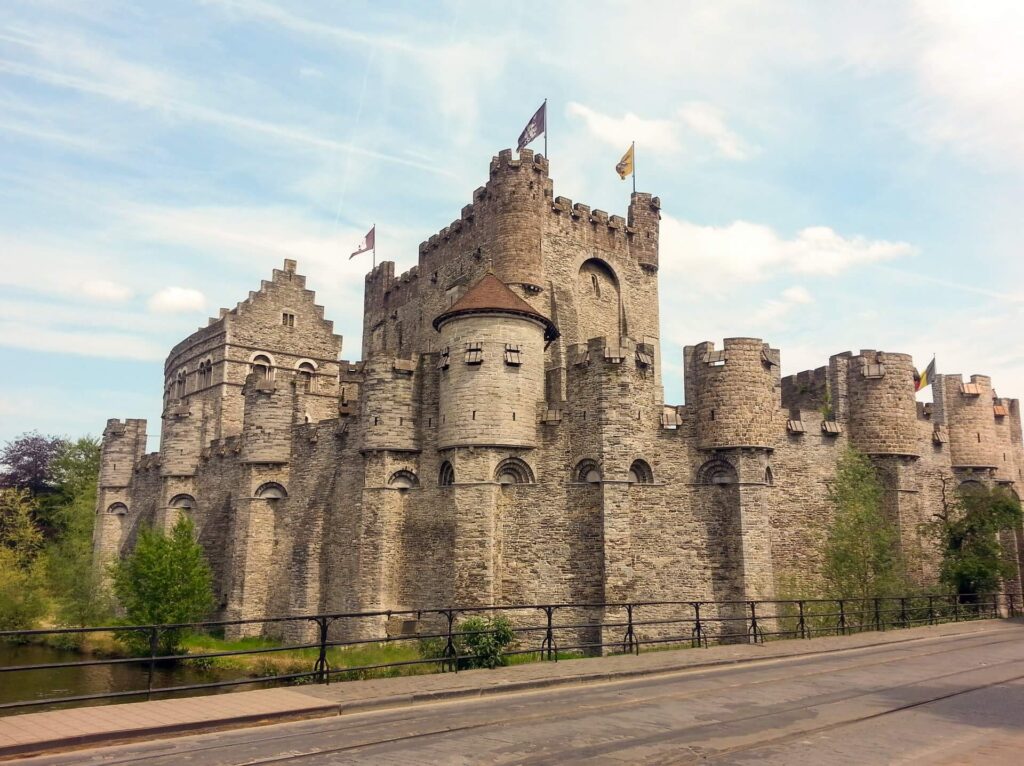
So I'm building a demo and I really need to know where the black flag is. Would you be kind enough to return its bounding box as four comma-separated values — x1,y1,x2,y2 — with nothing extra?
517,102,546,152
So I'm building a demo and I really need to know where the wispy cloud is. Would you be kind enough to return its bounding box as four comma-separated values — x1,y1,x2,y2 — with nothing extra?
660,215,917,292
568,101,756,161
148,287,206,314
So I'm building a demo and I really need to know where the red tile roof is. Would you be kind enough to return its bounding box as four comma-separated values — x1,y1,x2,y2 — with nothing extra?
433,273,559,340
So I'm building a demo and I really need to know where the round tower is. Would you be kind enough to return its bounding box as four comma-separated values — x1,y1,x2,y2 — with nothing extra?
845,351,920,456
359,354,420,452
433,273,558,450
944,374,999,468
690,338,780,450
485,149,548,290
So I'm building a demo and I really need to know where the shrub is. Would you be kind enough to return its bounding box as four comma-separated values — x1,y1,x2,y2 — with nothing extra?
110,517,214,655
418,615,516,670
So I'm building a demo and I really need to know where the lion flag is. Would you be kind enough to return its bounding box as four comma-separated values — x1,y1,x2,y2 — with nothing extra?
616,143,634,180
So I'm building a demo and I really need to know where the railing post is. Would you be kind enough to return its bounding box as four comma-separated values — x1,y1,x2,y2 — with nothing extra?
442,609,458,673
146,627,159,701
953,595,960,622
928,595,935,625
691,602,706,648
621,604,639,655
873,598,881,632
1009,593,1017,619
992,593,999,619
311,617,331,684
539,606,557,661
747,601,763,644
837,599,846,636
797,600,807,639
899,597,908,628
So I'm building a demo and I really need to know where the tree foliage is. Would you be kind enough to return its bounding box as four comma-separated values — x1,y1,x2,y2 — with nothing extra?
44,437,110,626
930,482,1022,599
822,448,905,600
0,432,66,494
0,489,48,630
110,517,214,654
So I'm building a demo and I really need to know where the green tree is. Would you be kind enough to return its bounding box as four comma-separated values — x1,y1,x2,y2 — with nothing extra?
930,481,1022,599
44,437,111,626
0,489,48,631
822,448,904,601
110,517,215,654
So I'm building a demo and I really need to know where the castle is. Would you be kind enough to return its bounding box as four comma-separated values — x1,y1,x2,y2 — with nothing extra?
93,148,1024,640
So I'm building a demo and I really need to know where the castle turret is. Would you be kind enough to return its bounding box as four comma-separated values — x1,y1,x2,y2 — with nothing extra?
628,192,660,271
433,273,557,450
93,418,147,568
359,354,421,452
938,374,1000,469
845,351,920,456
240,372,295,465
685,338,781,450
486,149,549,290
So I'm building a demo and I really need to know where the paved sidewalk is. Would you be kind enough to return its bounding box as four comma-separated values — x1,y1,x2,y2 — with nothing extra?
0,619,1018,760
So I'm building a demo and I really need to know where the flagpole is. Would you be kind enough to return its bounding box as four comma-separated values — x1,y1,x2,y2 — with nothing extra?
373,224,376,269
631,141,636,194
543,98,548,158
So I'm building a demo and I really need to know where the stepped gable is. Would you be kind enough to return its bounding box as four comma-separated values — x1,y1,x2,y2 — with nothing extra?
432,273,559,341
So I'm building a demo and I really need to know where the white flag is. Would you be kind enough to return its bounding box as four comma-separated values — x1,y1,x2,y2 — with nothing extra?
350,225,375,259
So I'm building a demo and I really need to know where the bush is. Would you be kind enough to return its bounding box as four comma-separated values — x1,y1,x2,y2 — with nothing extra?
110,517,214,655
418,615,516,670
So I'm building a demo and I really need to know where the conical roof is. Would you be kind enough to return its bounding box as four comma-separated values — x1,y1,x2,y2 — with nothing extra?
433,273,559,341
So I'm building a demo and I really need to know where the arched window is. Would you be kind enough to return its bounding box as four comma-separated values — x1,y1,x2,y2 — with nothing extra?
438,461,455,487
628,459,654,484
297,361,316,393
169,494,196,510
175,369,187,398
697,458,738,486
251,354,273,381
957,479,984,495
388,470,419,489
254,481,287,499
200,359,214,387
495,458,535,485
764,466,774,486
575,459,601,484
106,502,128,515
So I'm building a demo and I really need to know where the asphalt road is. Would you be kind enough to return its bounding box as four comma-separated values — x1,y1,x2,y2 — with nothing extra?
12,626,1024,765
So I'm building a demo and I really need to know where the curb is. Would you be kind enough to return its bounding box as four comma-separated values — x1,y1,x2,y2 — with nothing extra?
0,620,1014,760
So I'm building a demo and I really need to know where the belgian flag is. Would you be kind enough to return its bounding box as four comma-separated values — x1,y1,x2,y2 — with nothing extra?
915,357,936,391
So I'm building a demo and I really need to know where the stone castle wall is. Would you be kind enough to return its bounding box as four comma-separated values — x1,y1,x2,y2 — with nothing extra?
93,150,1024,645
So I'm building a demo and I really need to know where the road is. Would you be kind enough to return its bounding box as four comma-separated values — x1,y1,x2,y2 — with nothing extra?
12,625,1024,765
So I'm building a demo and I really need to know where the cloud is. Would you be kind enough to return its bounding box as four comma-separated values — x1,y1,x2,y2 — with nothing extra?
81,279,133,302
752,285,815,324
148,287,206,314
677,102,757,160
659,215,917,292
907,0,1024,168
568,101,755,161
567,102,679,152
0,321,164,361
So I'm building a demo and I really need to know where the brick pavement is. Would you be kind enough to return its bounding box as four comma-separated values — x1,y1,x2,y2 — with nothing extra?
0,619,1015,760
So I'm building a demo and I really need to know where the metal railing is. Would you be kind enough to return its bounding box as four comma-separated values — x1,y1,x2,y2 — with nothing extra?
0,592,1017,713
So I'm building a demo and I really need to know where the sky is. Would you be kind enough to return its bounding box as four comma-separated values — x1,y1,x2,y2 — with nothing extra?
1,0,1023,450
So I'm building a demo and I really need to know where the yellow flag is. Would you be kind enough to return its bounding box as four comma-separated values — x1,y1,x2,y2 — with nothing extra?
616,144,634,179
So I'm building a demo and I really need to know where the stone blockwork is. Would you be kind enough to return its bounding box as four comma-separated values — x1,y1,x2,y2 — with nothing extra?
93,150,1024,643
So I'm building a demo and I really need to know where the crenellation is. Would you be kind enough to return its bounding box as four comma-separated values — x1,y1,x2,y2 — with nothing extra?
96,149,1024,644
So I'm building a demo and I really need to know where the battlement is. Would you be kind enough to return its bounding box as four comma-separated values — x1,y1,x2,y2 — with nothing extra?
781,366,830,412
564,335,657,375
